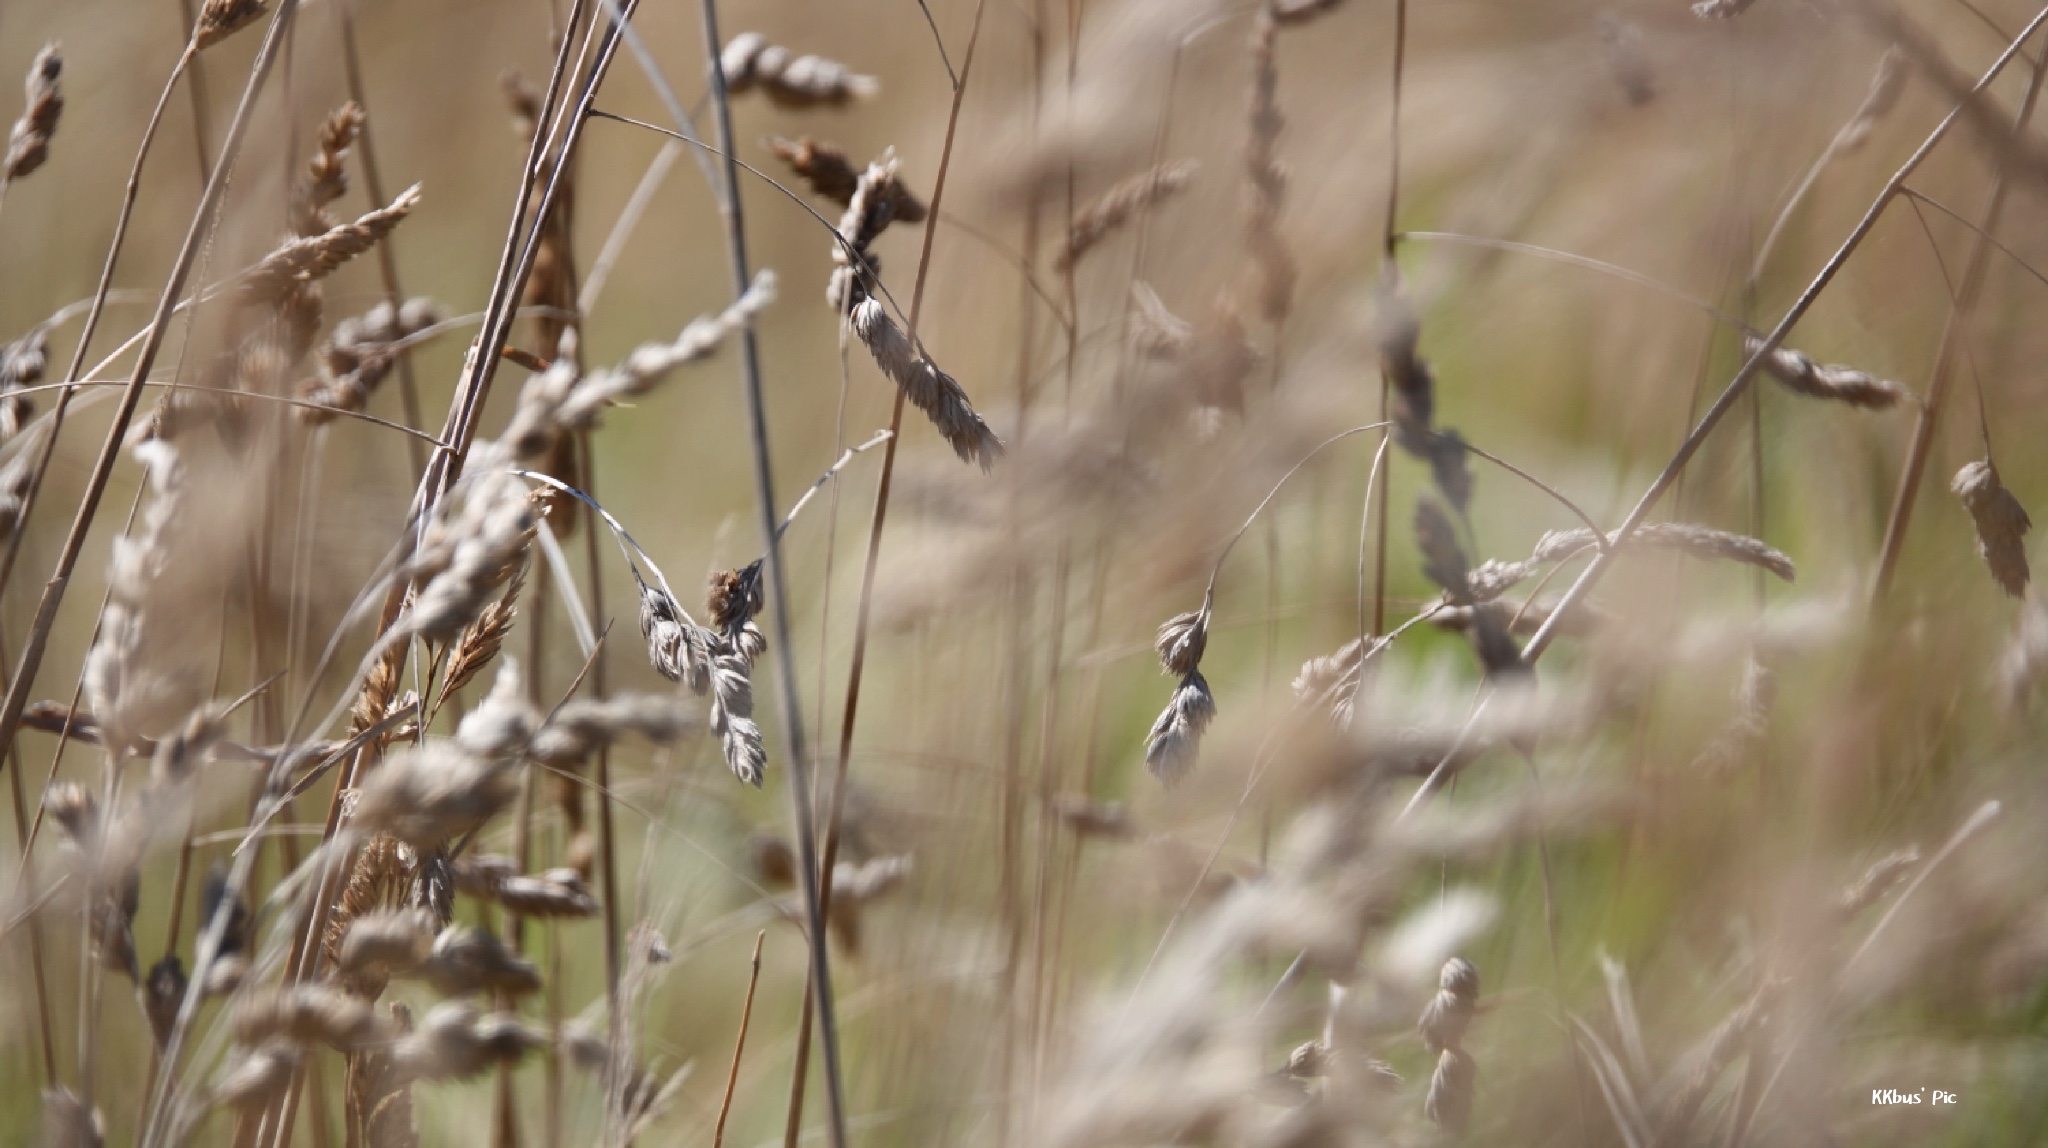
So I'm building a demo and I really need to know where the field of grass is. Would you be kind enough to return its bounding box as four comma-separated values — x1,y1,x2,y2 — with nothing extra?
0,0,2045,1145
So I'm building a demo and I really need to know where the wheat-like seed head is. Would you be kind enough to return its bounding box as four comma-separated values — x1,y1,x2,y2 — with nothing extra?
721,33,879,108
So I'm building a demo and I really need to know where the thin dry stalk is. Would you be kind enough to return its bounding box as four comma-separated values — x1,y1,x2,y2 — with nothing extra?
796,4,987,1143
699,0,848,1143
712,931,765,1148
0,39,201,604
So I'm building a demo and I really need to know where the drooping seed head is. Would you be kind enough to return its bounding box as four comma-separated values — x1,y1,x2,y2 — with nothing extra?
338,908,438,977
1952,459,2032,598
494,868,601,918
1423,1047,1477,1133
1154,608,1209,677
1145,670,1217,784
415,925,543,998
212,1042,299,1110
233,985,390,1052
4,44,62,183
1745,333,1911,410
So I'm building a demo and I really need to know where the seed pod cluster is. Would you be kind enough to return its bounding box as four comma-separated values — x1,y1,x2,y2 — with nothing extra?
1952,459,2031,598
1145,605,1217,783
1420,957,1481,1134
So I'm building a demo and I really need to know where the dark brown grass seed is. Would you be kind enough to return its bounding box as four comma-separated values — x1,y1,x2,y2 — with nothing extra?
196,0,268,48
770,136,928,222
4,44,62,184
291,101,364,236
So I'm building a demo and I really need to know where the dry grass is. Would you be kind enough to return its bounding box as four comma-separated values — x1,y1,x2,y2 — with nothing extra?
0,1,2045,1146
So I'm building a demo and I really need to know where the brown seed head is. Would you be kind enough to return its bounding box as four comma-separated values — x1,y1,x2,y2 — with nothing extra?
1055,160,1199,271
212,1043,299,1110
850,298,1003,471
196,0,269,49
291,101,364,236
234,985,390,1051
1051,796,1134,840
1746,334,1911,410
392,1002,544,1081
239,185,422,306
416,925,544,998
770,136,928,222
4,44,62,183
144,957,186,1048
1154,607,1209,676
1952,459,2032,598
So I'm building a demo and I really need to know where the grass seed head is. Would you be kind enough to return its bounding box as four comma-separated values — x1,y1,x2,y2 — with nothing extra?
1146,670,1217,784
1055,160,1200,271
849,297,1004,471
1424,1047,1477,1133
721,33,878,108
1952,459,2032,597
4,44,62,184
494,868,602,918
1154,607,1210,676
1533,522,1796,582
212,1042,299,1111
234,985,391,1052
418,926,544,998
1746,334,1912,410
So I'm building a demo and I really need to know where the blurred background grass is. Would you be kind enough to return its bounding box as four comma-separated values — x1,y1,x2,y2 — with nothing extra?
2,0,2048,1144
